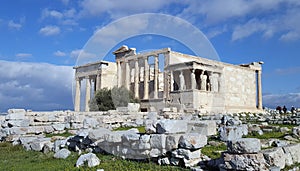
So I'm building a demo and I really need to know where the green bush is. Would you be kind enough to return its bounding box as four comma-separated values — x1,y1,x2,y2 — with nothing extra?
89,86,140,111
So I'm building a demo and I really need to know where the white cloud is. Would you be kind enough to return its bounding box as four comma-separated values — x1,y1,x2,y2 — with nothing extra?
70,49,97,59
16,53,32,58
79,0,170,18
54,50,66,57
263,93,300,109
8,20,22,30
42,9,63,19
39,25,61,36
0,60,74,112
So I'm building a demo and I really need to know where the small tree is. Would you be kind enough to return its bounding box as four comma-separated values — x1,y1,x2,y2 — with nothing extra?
89,86,139,111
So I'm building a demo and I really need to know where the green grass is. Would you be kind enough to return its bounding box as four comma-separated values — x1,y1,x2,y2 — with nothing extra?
113,126,146,133
0,142,187,171
45,131,74,138
243,131,287,140
201,143,227,159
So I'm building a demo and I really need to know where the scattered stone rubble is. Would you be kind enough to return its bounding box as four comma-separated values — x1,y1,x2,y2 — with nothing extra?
1,107,300,170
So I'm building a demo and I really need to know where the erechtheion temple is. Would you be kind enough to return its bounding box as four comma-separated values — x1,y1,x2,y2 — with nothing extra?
73,45,263,114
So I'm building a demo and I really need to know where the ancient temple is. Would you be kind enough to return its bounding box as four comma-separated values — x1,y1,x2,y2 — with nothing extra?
73,45,263,114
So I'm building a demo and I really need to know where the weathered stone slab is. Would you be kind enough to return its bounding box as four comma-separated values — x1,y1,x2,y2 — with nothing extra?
7,119,30,127
5,112,26,120
156,119,187,134
7,109,26,114
219,125,248,141
30,138,51,151
52,123,66,131
83,118,99,128
179,133,207,150
262,147,286,169
282,143,300,164
76,153,100,167
227,138,261,154
150,134,166,149
54,148,71,159
27,126,44,134
222,152,268,171
187,120,217,136
165,134,182,151
127,103,140,112
172,148,201,160
88,128,111,142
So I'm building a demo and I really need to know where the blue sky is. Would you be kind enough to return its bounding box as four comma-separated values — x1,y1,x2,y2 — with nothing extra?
0,0,300,112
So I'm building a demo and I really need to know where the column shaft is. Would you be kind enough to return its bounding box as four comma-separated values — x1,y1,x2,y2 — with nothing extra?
85,77,91,112
154,55,159,99
125,61,130,90
134,59,139,99
117,61,121,87
96,74,101,91
74,78,81,111
257,70,263,109
143,57,149,99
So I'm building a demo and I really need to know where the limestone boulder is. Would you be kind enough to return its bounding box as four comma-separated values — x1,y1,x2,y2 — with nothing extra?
52,123,66,131
262,147,286,169
165,134,182,151
292,126,300,137
7,119,30,127
187,120,217,136
222,152,268,171
83,118,99,128
150,134,166,149
5,112,26,120
30,137,52,151
282,143,300,164
179,133,207,150
7,109,26,114
219,125,248,141
88,128,111,142
227,138,261,154
54,148,71,159
156,119,187,134
76,153,100,167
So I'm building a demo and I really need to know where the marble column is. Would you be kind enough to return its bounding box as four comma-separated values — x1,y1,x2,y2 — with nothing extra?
125,61,130,90
154,55,159,99
257,70,263,110
96,74,101,91
190,69,196,90
117,60,121,87
85,77,91,112
179,70,185,90
134,59,139,99
74,77,81,111
143,57,149,99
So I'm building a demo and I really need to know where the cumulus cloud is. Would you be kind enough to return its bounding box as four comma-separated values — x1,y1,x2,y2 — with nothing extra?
79,0,171,18
54,50,66,57
15,53,32,58
0,60,74,112
70,49,97,59
8,20,22,30
42,9,63,19
39,25,61,36
263,93,300,109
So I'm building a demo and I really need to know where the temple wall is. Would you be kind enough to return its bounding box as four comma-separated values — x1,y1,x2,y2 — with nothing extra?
99,62,117,89
223,65,258,112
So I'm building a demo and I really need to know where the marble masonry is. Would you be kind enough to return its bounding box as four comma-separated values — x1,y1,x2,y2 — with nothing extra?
73,45,263,114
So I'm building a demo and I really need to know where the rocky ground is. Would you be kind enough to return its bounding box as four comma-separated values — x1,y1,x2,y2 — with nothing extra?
1,107,300,170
